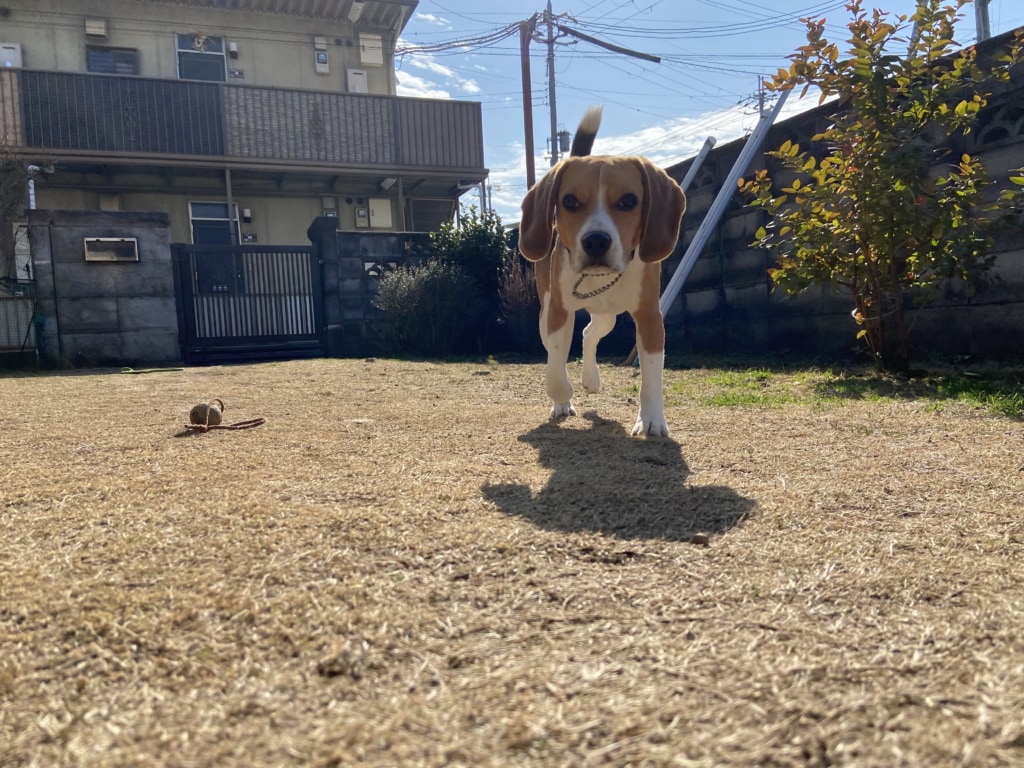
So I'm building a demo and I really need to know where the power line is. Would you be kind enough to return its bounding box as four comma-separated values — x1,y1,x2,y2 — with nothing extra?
570,0,845,37
395,22,520,55
401,1,850,195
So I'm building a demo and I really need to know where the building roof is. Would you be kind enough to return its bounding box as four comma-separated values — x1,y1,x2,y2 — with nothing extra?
133,0,417,34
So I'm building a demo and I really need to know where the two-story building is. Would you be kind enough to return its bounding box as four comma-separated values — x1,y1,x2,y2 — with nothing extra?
1,0,486,244
0,0,489,365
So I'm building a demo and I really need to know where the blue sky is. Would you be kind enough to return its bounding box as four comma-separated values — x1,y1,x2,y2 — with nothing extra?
394,1,1024,221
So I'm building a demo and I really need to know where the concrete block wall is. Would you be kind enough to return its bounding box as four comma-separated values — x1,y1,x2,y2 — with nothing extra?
28,210,178,366
664,57,1024,362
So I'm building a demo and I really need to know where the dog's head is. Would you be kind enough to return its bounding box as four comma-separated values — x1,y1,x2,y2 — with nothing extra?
519,155,686,273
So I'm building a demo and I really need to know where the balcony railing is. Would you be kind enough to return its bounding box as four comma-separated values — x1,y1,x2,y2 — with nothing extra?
2,69,485,172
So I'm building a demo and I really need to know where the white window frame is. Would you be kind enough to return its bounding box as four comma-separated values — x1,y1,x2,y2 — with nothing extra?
176,33,227,82
188,201,240,244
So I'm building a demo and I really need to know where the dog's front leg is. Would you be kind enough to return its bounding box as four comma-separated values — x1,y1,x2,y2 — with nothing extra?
631,307,669,437
581,312,616,394
543,310,576,419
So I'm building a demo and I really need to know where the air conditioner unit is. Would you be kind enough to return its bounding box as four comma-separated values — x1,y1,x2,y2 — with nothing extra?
1,42,23,69
85,19,108,38
347,68,367,93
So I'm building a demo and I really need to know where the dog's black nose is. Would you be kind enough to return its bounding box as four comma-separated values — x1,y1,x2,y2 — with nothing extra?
581,231,612,259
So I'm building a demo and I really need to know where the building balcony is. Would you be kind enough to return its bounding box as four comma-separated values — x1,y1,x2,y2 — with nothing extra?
0,69,485,177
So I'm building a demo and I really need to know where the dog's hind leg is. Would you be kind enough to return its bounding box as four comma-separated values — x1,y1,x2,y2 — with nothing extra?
581,312,616,394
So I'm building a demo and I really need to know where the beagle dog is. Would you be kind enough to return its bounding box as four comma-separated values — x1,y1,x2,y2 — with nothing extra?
519,106,686,436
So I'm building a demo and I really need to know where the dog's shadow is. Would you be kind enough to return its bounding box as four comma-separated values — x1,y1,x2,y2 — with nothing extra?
483,412,754,542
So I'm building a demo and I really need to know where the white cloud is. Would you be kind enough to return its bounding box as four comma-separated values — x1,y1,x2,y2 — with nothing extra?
395,72,451,100
414,13,450,28
595,92,823,167
396,48,484,101
482,91,827,224
408,58,455,78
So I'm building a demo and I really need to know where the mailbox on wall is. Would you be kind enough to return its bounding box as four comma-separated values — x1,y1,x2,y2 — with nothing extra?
83,237,139,262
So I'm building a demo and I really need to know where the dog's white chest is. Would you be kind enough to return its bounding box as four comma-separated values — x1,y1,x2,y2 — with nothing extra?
556,254,645,315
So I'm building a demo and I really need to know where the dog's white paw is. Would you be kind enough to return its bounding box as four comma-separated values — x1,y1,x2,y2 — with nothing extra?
632,414,670,437
550,401,577,419
581,366,601,394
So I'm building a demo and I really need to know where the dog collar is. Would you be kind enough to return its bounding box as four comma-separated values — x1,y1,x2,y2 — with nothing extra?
572,270,625,299
570,247,637,300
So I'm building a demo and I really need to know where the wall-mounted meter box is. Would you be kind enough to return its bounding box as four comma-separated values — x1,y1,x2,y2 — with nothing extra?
359,33,383,66
315,50,329,74
368,198,392,229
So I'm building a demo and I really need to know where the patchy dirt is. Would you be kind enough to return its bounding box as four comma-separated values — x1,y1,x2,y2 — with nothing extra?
1,357,1023,766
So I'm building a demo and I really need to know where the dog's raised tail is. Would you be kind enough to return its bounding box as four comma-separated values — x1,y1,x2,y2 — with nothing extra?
570,105,603,158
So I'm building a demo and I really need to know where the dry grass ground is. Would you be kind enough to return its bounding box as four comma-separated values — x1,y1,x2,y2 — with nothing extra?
1,356,1023,767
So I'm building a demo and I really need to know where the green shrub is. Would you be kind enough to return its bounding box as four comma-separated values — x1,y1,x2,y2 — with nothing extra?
431,206,513,351
740,0,1024,372
432,206,508,296
374,259,483,356
497,249,540,353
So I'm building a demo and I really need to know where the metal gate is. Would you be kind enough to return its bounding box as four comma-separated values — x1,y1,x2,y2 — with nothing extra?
172,243,325,364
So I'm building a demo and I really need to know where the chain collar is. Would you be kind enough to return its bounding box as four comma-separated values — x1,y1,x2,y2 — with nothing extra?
571,270,625,300
555,233,631,300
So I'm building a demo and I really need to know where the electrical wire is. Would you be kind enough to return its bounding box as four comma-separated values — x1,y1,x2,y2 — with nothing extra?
395,22,521,56
403,0,1000,198
570,1,846,38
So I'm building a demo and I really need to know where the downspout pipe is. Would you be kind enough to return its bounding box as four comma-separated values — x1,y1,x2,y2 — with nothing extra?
659,88,790,316
677,137,717,196
47,219,64,361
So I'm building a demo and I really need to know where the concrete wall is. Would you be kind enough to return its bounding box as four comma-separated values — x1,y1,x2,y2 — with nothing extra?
307,217,429,356
28,210,179,366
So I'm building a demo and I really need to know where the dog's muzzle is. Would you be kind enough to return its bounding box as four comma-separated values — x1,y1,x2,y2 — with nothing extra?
581,231,612,263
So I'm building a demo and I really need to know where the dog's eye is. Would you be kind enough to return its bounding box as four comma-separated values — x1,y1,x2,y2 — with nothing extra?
562,194,581,211
616,193,639,211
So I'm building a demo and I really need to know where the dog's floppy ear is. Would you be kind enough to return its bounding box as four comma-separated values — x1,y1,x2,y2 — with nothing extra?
519,165,563,262
637,159,686,263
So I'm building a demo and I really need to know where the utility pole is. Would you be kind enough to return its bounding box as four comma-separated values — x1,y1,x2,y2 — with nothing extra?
520,16,537,189
546,0,559,167
755,79,767,117
518,6,660,182
975,0,992,41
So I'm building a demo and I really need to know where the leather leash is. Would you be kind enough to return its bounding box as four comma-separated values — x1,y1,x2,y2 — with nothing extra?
185,417,266,434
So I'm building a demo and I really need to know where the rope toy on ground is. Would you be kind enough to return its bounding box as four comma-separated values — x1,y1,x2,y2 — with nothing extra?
189,398,224,427
186,399,266,433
